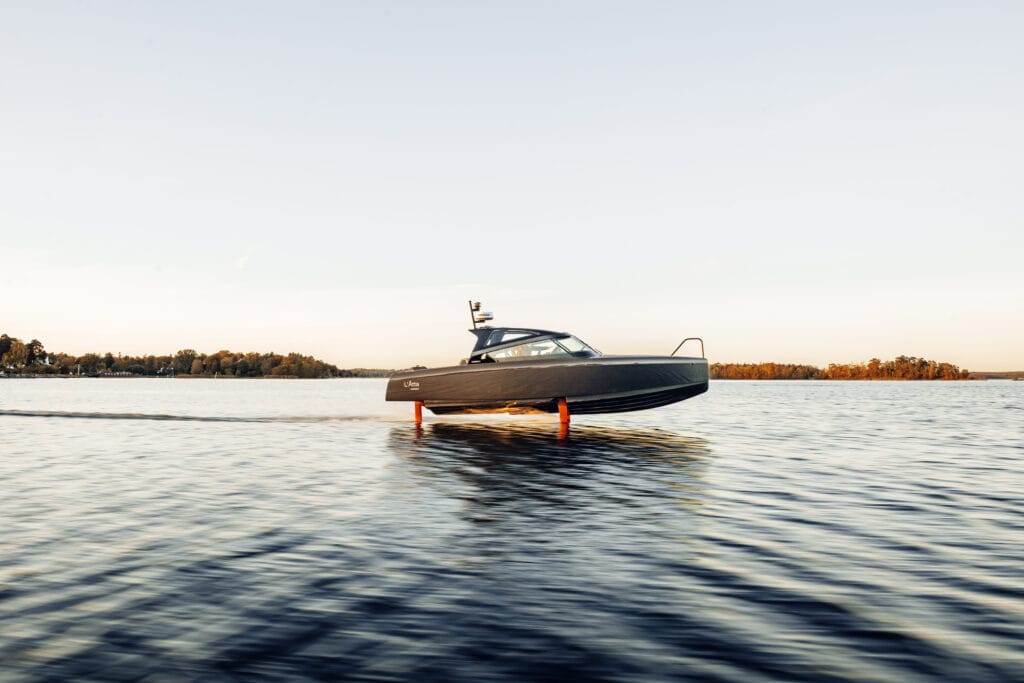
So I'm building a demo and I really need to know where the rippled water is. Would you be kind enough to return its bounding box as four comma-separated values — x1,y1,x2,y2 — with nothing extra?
1,378,1021,682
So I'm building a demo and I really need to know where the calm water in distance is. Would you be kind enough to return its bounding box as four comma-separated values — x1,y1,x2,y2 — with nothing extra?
1,378,1022,682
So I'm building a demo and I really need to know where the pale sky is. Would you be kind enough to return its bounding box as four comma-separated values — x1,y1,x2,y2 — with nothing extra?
2,2,1022,370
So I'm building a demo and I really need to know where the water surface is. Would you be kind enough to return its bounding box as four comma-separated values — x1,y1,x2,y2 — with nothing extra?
1,379,1021,681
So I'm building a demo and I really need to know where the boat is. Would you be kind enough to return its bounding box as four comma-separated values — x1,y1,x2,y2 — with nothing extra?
386,301,708,422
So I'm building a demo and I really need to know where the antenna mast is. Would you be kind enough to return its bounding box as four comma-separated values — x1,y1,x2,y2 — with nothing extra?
468,300,493,329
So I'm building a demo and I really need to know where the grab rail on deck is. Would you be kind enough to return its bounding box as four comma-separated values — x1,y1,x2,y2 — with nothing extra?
671,337,705,358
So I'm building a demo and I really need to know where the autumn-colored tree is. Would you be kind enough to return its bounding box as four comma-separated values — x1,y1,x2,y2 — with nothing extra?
174,349,197,375
78,353,102,373
2,340,28,369
205,353,221,375
51,353,76,373
112,354,131,373
26,339,46,365
260,354,280,376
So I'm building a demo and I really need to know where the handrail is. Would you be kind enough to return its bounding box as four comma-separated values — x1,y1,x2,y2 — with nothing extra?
671,337,704,358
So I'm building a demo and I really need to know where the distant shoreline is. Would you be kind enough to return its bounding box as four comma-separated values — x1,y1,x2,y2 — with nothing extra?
968,371,1024,380
3,333,1019,380
0,333,391,379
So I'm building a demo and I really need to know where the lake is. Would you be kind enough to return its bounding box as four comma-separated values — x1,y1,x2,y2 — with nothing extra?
1,379,1021,682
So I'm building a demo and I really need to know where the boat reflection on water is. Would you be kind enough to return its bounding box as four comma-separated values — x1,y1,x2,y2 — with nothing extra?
387,420,712,523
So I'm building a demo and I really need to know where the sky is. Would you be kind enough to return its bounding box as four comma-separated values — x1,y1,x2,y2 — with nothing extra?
2,2,1022,370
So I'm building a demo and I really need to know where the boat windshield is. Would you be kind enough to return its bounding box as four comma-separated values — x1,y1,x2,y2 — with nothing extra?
482,335,600,362
556,335,599,357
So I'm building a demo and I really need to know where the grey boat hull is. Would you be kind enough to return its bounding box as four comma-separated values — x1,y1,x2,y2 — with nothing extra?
385,356,708,415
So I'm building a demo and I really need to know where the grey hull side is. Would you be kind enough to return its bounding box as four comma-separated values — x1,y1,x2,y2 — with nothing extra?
385,356,708,415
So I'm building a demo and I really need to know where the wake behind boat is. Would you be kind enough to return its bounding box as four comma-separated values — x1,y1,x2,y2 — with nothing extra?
385,302,708,421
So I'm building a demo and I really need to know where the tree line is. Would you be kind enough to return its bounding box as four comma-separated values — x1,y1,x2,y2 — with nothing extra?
0,333,390,378
2,333,973,380
711,356,970,380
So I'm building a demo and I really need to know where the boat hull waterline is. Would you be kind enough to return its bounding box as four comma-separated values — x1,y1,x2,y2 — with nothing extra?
386,356,708,415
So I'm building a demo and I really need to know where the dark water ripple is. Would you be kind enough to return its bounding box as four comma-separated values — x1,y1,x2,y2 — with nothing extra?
1,379,1022,681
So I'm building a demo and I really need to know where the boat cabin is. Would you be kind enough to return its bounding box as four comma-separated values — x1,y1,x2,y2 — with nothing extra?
466,327,600,364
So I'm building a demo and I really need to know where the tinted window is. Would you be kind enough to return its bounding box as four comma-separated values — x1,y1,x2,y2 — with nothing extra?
486,330,534,346
489,339,569,361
